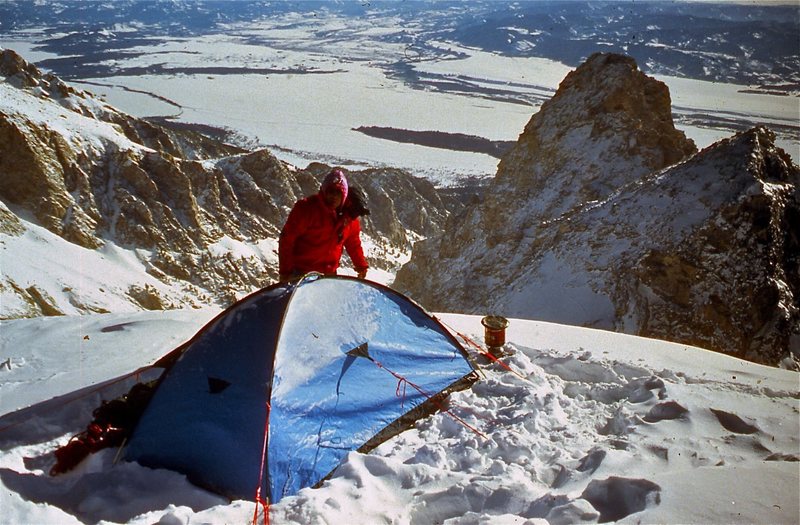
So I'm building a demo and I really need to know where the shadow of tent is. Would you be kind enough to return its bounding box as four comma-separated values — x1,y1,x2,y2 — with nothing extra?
0,369,162,450
0,461,224,525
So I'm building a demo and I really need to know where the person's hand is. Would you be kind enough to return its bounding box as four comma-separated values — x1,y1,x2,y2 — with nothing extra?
357,269,368,280
279,273,292,283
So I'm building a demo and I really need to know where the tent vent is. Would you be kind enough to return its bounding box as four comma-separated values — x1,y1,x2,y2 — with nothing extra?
207,377,231,394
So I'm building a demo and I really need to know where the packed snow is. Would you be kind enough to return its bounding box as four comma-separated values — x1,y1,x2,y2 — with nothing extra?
0,306,798,524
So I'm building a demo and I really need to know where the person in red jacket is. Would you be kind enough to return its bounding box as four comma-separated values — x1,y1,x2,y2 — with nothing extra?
279,169,369,282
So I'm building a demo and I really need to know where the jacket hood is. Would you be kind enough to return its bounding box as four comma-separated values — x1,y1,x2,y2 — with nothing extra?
320,169,348,202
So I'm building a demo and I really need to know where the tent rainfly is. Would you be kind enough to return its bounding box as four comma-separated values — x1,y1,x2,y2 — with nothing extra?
123,274,478,504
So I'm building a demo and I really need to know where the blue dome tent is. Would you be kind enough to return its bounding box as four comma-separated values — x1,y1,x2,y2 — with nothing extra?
123,274,478,504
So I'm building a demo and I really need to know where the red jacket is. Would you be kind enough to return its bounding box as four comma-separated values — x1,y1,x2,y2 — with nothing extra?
279,193,368,276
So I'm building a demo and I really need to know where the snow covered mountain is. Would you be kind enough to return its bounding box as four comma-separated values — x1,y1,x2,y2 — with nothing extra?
394,53,799,368
0,48,457,317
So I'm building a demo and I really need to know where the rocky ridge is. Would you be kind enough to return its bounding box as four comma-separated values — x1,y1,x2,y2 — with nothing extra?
396,53,698,312
0,48,456,317
395,53,799,367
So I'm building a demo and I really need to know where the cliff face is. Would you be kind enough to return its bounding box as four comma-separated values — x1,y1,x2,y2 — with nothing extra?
395,53,798,367
0,49,454,317
629,129,798,363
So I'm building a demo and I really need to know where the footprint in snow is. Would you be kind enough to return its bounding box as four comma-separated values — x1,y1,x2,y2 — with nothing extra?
577,448,607,474
550,448,607,489
536,476,662,523
710,408,758,434
100,322,138,333
581,476,662,523
765,452,800,462
643,400,689,423
627,376,667,403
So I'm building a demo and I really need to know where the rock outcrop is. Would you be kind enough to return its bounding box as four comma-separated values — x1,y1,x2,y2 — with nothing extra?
395,53,798,366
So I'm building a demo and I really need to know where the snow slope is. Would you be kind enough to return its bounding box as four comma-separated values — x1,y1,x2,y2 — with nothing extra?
0,309,797,524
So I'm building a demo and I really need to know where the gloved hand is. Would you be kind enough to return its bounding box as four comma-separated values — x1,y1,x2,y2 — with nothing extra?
357,269,368,280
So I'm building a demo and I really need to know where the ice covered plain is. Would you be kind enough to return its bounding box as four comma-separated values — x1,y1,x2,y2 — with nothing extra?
2,9,797,184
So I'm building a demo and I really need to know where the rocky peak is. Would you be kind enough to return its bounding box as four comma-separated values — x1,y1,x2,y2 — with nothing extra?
628,126,799,364
397,53,698,297
1,47,75,97
395,54,798,367
634,127,798,363
1,47,242,161
495,52,696,213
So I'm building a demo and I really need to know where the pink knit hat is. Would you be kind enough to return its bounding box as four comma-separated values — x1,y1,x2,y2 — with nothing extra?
320,168,348,201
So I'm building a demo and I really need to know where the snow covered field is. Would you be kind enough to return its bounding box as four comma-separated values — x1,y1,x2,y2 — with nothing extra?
1,309,798,524
2,9,797,184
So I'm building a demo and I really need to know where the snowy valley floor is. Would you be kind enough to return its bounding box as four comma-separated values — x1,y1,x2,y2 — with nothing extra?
0,310,798,524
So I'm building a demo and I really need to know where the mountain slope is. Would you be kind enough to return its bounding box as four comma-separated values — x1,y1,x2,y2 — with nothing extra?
395,53,799,367
0,48,456,317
